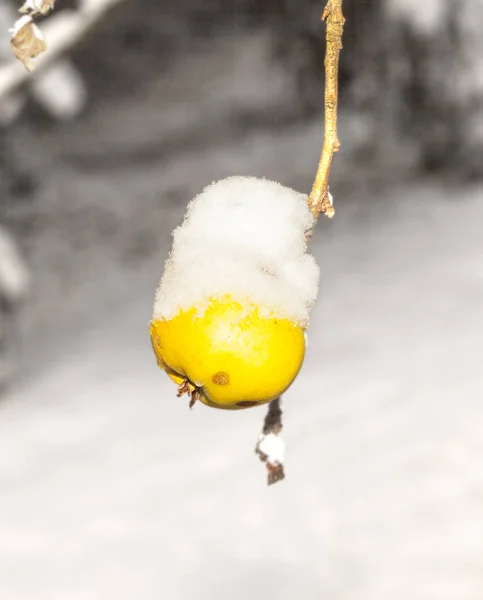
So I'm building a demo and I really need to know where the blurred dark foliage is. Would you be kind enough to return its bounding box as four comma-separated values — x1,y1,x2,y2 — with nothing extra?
0,0,479,200
68,0,481,177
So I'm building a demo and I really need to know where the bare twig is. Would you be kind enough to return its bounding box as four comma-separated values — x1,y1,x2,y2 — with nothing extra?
261,397,283,436
308,0,345,219
255,0,345,485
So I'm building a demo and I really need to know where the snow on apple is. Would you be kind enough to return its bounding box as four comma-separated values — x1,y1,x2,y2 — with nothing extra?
153,176,319,327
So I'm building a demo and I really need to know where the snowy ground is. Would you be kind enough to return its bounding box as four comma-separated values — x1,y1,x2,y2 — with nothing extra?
1,179,482,600
1,30,483,600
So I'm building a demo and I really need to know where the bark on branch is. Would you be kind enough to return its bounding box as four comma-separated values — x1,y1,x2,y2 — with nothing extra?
308,0,345,219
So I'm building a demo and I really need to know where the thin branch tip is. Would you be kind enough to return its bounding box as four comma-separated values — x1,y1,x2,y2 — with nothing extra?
308,0,345,220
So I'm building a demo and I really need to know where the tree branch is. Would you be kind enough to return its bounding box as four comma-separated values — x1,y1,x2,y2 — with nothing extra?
2,0,126,100
308,0,345,219
255,1,345,485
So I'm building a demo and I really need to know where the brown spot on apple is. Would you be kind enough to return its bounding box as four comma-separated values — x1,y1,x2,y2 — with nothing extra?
212,371,230,386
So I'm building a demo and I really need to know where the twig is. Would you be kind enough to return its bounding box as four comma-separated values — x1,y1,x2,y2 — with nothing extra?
255,0,345,485
255,397,285,485
308,0,345,219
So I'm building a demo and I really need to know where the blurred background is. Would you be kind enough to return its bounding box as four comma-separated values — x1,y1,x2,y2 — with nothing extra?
0,0,482,598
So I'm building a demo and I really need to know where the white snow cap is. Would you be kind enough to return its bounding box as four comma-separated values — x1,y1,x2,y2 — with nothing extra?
153,176,319,326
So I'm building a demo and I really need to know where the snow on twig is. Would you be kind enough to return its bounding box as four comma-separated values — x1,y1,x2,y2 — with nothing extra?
255,397,285,485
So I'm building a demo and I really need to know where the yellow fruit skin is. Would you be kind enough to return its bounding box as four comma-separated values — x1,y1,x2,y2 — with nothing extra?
150,296,305,410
